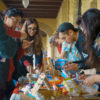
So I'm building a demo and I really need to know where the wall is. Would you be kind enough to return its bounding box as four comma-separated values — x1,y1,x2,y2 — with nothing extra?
36,18,56,57
81,0,97,14
37,18,56,35
97,0,100,9
56,0,69,28
56,0,79,28
0,0,7,11
57,0,98,28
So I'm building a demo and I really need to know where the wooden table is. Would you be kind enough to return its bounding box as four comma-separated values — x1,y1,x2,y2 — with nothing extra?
20,94,100,100
12,74,100,100
19,89,100,100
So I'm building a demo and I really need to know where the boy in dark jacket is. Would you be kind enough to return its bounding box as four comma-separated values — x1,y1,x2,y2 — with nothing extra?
0,8,27,100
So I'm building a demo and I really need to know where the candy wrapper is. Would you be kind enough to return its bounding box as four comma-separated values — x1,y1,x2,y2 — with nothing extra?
55,59,67,70
80,84,98,95
63,77,82,96
43,57,54,73
19,73,51,98
47,75,68,96
61,70,69,78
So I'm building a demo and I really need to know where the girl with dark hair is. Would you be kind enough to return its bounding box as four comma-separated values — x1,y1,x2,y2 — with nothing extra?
76,8,100,86
23,18,43,71
25,18,42,55
13,18,43,80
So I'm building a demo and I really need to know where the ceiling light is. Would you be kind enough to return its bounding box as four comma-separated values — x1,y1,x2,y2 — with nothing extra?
22,0,29,8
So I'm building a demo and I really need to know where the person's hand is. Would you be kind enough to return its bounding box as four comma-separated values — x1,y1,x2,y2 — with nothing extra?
35,68,41,74
78,74,88,84
21,20,27,32
63,63,79,71
22,40,34,49
26,65,35,74
79,74,88,80
20,32,27,40
34,66,43,74
83,75,98,86
20,20,27,40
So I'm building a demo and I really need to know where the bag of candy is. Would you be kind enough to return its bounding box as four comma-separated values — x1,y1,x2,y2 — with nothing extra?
63,77,82,96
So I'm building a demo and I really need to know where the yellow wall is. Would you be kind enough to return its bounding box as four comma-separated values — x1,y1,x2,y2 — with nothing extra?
56,0,79,28
68,0,79,25
37,18,56,35
56,0,98,27
41,37,47,51
36,18,56,54
46,35,54,58
97,0,100,9
81,0,97,14
0,0,7,10
56,0,69,28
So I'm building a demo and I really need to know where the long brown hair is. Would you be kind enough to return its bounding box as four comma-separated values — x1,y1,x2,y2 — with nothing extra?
25,18,42,55
76,8,100,70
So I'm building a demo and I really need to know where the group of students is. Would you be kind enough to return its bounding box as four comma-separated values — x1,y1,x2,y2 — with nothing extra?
50,8,100,92
0,7,43,100
1,6,100,100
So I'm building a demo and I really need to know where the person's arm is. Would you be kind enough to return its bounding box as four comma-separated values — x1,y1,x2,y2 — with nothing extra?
64,54,89,71
59,51,66,59
20,20,27,40
23,60,31,66
20,20,27,32
22,40,34,49
83,74,100,86
78,54,89,69
5,25,21,39
23,59,34,74
59,42,69,59
64,63,79,71
0,19,18,58
4,21,27,40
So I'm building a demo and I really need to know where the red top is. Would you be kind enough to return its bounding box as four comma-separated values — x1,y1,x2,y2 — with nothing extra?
5,25,22,82
23,60,31,66
8,48,26,82
8,59,15,81
5,25,21,39
57,44,62,54
17,48,26,61
12,82,20,94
